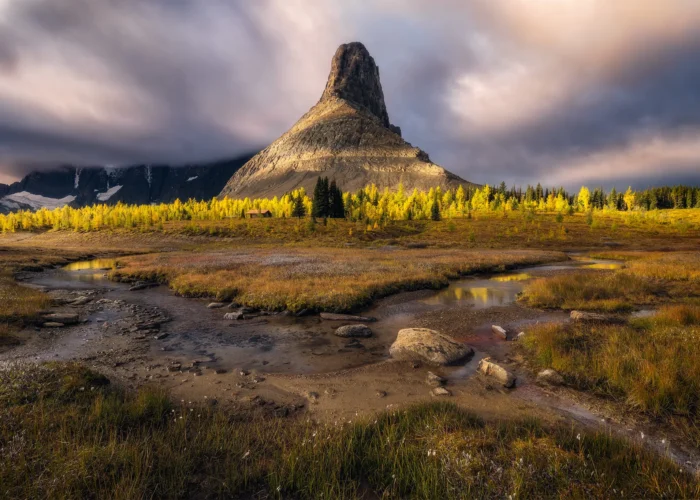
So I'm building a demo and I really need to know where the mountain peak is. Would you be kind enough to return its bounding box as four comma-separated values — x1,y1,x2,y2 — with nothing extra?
320,42,391,129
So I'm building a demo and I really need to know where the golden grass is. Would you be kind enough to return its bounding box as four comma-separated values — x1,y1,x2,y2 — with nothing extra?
521,251,700,311
111,248,566,312
0,272,51,323
522,304,700,431
1,362,696,499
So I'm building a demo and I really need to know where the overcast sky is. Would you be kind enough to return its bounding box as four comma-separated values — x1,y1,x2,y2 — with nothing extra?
1,0,700,189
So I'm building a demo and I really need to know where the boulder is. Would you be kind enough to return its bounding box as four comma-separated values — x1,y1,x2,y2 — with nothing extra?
334,324,373,338
320,312,376,322
537,369,564,386
426,371,447,387
42,313,79,325
491,325,507,339
389,328,473,366
477,357,516,388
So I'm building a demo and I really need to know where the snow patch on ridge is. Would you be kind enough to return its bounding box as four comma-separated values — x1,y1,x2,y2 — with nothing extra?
187,176,198,182
96,185,122,202
1,191,76,211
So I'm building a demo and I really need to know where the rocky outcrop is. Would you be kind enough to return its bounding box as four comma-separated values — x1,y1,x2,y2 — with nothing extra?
477,357,516,388
389,328,473,366
220,42,473,200
334,324,373,338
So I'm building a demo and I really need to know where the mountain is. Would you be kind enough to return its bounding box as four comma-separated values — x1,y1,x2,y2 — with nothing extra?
220,42,473,200
0,155,253,214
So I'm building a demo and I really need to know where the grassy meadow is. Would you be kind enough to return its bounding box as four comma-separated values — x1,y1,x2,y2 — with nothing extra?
111,248,566,312
521,251,700,312
0,362,696,499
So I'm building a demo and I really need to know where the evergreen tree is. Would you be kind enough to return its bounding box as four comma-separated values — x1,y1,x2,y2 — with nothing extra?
292,193,306,219
328,180,345,218
430,198,441,221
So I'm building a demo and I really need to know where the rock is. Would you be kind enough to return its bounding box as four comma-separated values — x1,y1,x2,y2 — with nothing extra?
305,391,319,403
70,296,92,306
215,368,227,375
431,387,451,397
570,310,624,323
320,313,376,322
239,369,250,376
154,333,169,340
426,371,447,387
168,363,182,372
515,332,526,341
344,339,364,349
477,357,516,388
537,369,564,386
375,390,387,398
335,324,373,338
43,322,64,328
207,302,226,309
129,282,158,291
491,325,508,339
295,309,311,317
389,328,473,366
42,313,79,325
224,312,243,320
219,42,472,199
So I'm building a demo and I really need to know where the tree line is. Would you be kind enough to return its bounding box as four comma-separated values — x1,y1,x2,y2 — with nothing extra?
0,178,698,233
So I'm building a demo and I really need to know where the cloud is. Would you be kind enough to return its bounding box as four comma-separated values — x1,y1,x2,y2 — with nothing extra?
0,0,699,189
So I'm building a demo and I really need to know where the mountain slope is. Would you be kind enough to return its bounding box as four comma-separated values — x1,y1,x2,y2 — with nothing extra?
220,42,473,199
0,155,253,214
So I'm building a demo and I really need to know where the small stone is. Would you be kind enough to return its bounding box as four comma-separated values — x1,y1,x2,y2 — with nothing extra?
491,325,508,339
154,333,169,340
335,324,373,338
42,313,79,325
431,387,451,397
477,357,516,388
43,322,65,328
426,371,447,387
305,391,320,403
320,312,376,322
239,369,250,376
516,332,526,341
168,363,182,372
215,368,227,375
207,302,226,309
224,312,243,320
537,369,565,386
376,390,387,398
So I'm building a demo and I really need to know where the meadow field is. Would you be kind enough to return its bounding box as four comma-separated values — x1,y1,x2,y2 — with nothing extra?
0,208,699,498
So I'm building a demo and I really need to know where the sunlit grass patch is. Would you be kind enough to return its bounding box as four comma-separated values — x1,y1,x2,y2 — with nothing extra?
0,272,51,322
111,248,566,312
522,304,700,427
0,362,696,499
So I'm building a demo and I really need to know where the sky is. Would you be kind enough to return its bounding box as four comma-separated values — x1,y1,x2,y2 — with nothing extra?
1,0,700,189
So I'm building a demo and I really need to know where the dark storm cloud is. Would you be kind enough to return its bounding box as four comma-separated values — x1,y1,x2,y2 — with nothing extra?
0,0,699,188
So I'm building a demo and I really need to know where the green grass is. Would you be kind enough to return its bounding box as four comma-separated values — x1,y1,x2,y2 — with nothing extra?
0,363,696,499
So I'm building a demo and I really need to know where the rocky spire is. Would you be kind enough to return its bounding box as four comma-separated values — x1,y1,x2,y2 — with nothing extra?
320,42,391,129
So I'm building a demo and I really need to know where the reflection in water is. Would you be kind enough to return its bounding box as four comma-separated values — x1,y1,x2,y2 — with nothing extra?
64,259,117,271
584,262,624,270
491,273,531,282
421,280,523,308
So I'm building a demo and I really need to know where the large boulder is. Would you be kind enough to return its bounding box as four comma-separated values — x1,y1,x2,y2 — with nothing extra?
477,357,516,388
335,324,373,338
389,328,473,366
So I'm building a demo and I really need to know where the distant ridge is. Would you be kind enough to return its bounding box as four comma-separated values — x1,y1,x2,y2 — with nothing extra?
0,155,253,214
220,42,473,199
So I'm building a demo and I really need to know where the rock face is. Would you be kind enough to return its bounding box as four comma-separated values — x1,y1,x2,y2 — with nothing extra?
220,42,473,200
334,324,373,338
389,328,473,366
